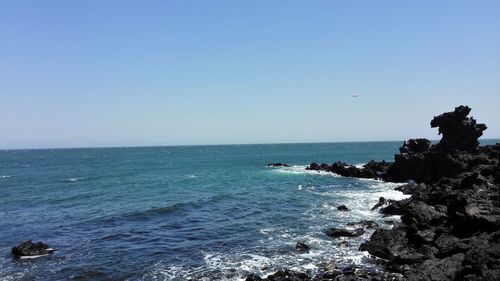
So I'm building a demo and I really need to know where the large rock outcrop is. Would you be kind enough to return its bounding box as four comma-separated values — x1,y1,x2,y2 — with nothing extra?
306,160,391,179
430,105,487,153
258,105,499,280
358,106,500,281
306,106,490,184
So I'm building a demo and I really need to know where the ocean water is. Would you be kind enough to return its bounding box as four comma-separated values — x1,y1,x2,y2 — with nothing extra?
0,141,494,280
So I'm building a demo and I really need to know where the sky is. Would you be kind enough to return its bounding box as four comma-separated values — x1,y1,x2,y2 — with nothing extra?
0,0,499,149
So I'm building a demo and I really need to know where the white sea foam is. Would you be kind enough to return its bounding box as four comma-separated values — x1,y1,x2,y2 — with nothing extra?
144,263,187,280
271,165,341,177
145,167,410,280
65,177,85,182
258,228,273,235
19,253,51,259
0,175,11,179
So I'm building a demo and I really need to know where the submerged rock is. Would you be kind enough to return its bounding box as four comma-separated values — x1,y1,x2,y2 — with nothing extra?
11,240,55,259
267,163,290,167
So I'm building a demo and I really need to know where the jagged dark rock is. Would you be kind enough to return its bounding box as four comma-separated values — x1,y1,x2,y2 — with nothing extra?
385,106,489,183
11,240,55,259
359,106,500,280
380,199,409,216
264,106,499,281
399,139,431,154
305,161,389,179
430,105,487,153
363,160,391,176
395,182,426,195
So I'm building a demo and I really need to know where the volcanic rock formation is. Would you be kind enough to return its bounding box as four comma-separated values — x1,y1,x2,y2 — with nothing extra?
258,106,499,280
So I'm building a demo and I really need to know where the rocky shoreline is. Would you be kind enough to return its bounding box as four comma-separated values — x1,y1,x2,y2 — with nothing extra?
254,106,499,281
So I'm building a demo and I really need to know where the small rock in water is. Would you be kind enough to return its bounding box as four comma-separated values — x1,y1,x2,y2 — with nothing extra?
11,240,55,259
295,241,310,252
337,205,349,211
306,162,320,170
267,162,290,167
371,197,387,211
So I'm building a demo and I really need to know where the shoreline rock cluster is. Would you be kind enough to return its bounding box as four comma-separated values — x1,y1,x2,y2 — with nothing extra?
255,106,499,281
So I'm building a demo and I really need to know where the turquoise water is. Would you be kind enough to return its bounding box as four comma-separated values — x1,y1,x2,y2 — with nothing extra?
0,141,496,280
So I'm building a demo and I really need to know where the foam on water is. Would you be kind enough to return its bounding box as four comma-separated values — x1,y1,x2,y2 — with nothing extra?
272,165,341,177
64,177,86,182
145,171,409,280
19,254,51,260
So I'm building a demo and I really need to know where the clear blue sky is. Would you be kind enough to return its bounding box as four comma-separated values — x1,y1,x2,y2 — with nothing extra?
1,0,499,149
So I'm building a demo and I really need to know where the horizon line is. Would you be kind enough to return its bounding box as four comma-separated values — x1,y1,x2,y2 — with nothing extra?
1,138,499,151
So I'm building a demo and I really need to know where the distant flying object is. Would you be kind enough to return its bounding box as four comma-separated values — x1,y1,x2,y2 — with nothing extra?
352,93,359,97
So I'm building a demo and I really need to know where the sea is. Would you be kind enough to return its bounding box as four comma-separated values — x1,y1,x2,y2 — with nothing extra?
0,140,497,280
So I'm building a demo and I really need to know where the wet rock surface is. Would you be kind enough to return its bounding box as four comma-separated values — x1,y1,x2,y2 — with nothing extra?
326,227,365,238
259,106,499,280
11,240,55,259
